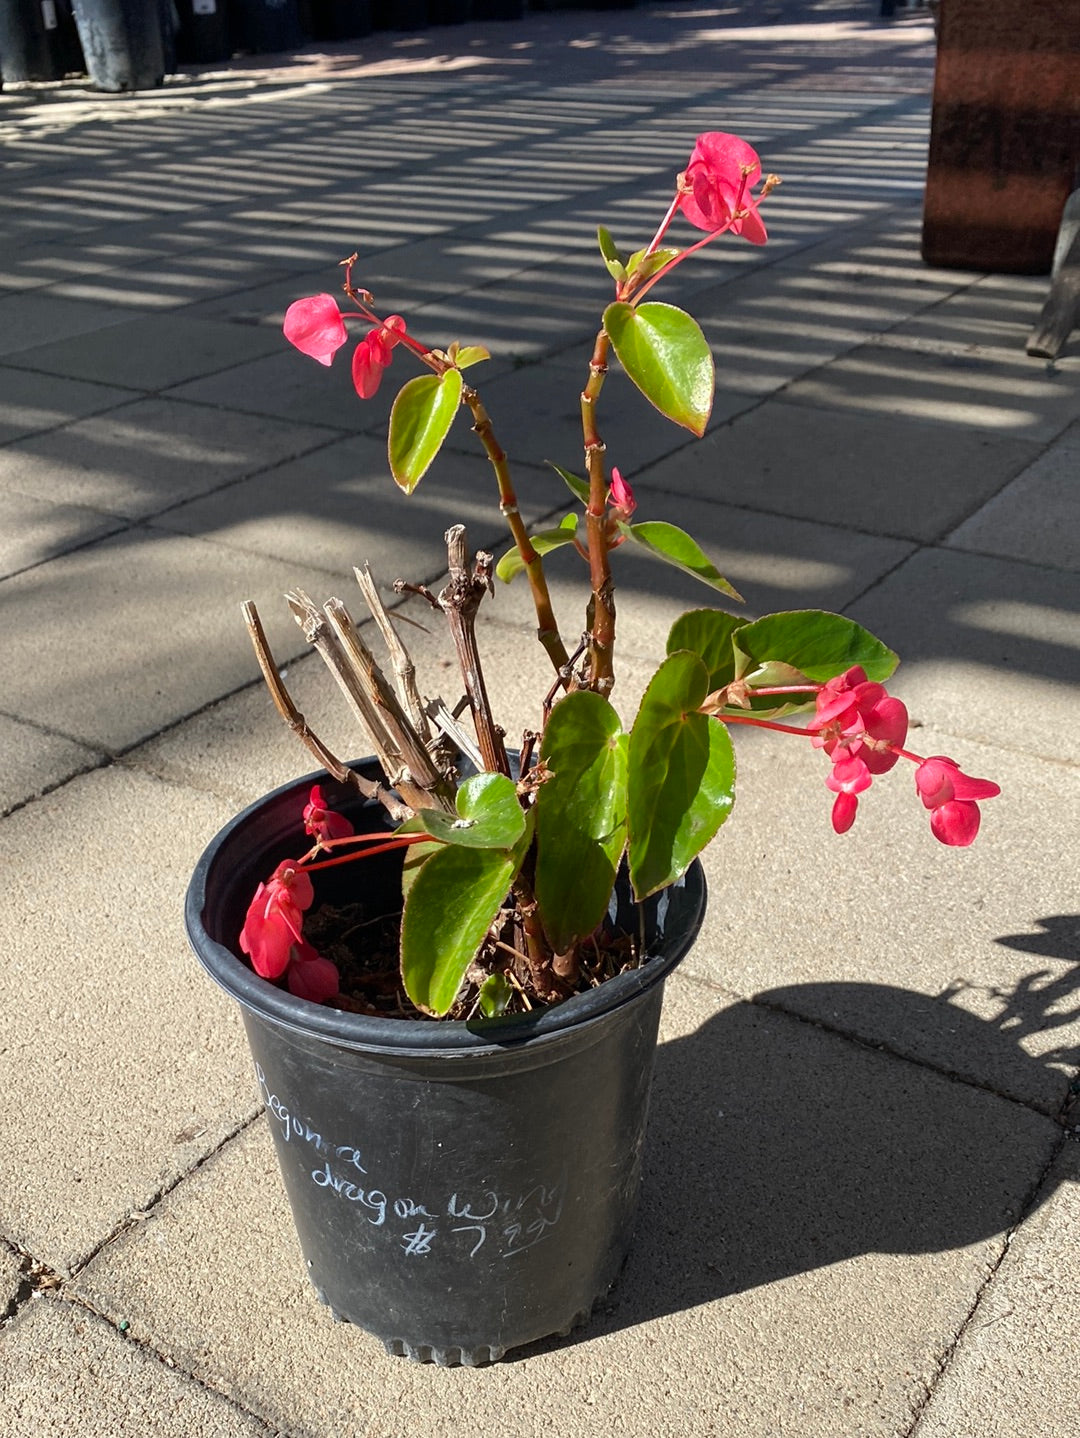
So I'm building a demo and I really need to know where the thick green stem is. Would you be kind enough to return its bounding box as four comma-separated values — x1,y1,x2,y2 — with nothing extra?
461,385,571,681
581,329,616,694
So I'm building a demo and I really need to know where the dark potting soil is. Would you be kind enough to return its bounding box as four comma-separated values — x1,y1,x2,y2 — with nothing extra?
302,900,640,1021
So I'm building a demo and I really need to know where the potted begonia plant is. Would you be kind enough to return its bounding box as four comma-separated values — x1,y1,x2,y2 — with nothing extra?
185,132,1000,1365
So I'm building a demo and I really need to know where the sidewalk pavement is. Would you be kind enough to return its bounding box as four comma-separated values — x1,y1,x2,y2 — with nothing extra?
1,4,1078,1434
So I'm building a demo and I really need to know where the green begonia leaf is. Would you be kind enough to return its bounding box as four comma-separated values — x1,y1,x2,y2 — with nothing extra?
495,513,579,583
625,246,681,285
733,611,899,685
603,300,714,436
597,225,627,282
550,463,591,506
618,520,742,600
388,369,463,493
417,772,526,850
535,691,628,953
477,971,514,1018
401,843,520,1015
627,651,736,899
666,609,746,691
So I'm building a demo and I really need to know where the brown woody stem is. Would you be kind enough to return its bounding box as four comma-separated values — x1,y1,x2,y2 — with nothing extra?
581,328,616,694
437,526,510,778
460,384,571,682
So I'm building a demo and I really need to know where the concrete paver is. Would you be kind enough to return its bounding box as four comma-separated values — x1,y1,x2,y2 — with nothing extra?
0,713,102,816
848,547,1080,763
0,525,353,751
5,314,287,393
689,726,1080,1114
0,488,124,578
914,1140,1080,1438
69,977,1059,1437
782,339,1080,443
0,399,338,522
152,436,565,578
0,367,137,445
946,436,1080,571
647,396,1041,542
1,5,1078,1432
1,767,255,1274
0,1299,273,1437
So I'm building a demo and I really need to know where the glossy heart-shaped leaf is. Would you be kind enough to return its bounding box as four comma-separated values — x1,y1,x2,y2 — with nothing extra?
667,609,746,691
416,771,526,850
603,300,714,435
733,611,899,685
627,651,736,899
535,691,628,953
388,369,463,493
495,513,579,583
401,842,520,1015
618,520,742,600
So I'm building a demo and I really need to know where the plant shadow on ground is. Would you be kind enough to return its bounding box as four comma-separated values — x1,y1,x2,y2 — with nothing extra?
507,920,1079,1358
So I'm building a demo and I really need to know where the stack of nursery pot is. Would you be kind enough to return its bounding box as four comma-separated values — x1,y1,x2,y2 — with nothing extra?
186,132,1001,1364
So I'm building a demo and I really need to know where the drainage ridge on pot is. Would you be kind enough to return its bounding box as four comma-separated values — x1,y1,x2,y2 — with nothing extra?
185,760,706,1363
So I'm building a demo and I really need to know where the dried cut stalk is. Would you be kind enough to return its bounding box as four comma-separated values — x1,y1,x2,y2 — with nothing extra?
354,564,430,743
286,588,423,809
437,525,509,778
241,601,413,822
321,596,456,814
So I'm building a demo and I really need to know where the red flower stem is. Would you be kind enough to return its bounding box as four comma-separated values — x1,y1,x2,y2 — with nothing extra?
633,217,735,304
643,192,682,258
717,714,819,737
581,327,616,694
303,833,435,871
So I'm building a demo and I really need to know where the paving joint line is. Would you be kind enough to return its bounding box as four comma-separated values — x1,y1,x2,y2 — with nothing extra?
903,1119,1073,1437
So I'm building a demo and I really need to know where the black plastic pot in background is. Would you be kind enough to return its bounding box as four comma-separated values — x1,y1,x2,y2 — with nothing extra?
427,0,468,23
0,0,85,82
186,762,706,1364
229,0,303,52
471,0,522,17
305,0,372,40
72,0,167,88
173,0,232,63
372,0,426,28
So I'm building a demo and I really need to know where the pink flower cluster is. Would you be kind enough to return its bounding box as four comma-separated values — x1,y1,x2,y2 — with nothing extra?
282,295,407,400
239,786,354,1003
808,667,999,846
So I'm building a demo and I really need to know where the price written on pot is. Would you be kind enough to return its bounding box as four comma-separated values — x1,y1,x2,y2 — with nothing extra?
255,1063,565,1260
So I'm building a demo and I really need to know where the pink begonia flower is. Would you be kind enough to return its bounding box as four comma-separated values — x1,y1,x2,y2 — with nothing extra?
810,667,909,774
286,941,340,1004
351,314,407,400
608,466,636,517
283,294,348,366
303,784,355,844
914,757,1001,847
678,132,767,245
824,750,873,834
239,860,315,980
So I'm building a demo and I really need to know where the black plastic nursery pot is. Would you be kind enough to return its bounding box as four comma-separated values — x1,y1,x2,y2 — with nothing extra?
72,0,168,89
186,762,706,1365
